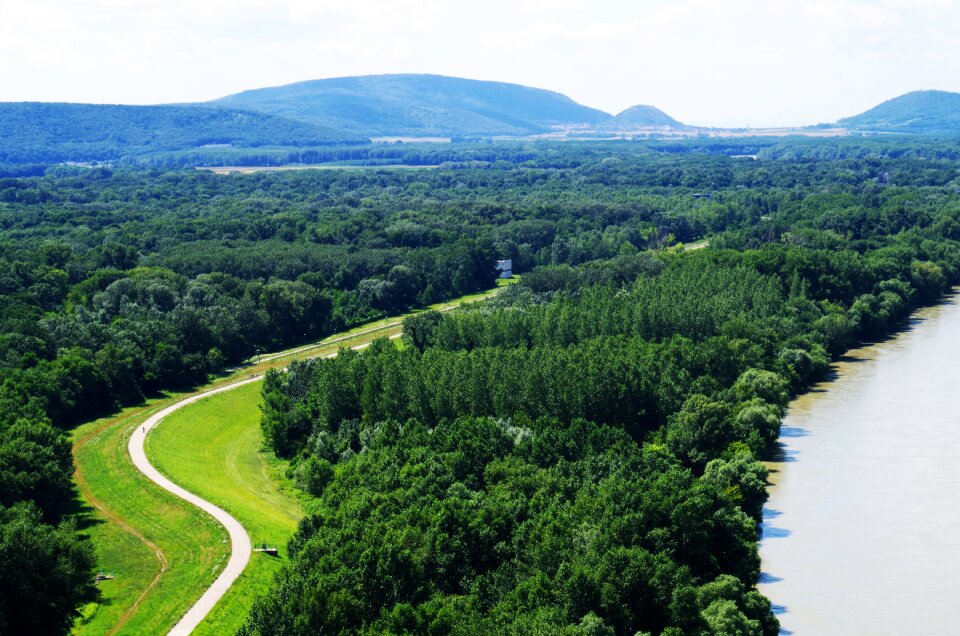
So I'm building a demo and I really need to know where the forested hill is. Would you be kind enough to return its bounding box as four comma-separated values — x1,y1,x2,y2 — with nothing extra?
213,73,612,137
604,104,687,129
838,90,960,133
0,102,364,164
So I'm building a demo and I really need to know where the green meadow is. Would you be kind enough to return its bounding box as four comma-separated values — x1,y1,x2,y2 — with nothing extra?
71,281,514,634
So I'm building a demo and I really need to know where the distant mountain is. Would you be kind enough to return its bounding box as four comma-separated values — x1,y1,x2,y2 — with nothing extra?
0,103,362,164
603,104,686,130
214,74,612,137
839,90,960,133
0,76,691,165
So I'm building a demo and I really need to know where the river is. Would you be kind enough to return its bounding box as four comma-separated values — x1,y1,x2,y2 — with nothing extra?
759,294,960,635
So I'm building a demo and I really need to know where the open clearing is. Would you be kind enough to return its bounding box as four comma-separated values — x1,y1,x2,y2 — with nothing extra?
146,381,301,635
72,279,515,635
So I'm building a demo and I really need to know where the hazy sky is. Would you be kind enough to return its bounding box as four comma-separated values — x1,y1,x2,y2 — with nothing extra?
1,0,958,127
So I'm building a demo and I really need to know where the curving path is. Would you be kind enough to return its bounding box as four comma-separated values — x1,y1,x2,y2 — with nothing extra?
127,333,404,634
123,283,508,633
128,376,262,635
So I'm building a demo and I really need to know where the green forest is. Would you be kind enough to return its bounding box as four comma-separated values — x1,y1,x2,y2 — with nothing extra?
2,139,960,633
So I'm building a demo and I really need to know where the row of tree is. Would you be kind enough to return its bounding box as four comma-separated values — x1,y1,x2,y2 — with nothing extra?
249,176,959,633
2,139,960,631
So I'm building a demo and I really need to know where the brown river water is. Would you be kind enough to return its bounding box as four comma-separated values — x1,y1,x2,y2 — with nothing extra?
759,293,960,635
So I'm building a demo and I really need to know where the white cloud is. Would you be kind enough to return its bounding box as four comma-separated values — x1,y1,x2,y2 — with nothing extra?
1,0,959,126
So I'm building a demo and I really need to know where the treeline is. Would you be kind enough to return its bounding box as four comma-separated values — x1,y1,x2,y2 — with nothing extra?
0,240,496,424
136,143,542,169
0,102,362,165
757,136,960,162
2,140,960,631
249,193,958,633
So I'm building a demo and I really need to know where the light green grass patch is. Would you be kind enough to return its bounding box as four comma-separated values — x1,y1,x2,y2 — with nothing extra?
73,281,513,634
146,382,303,635
72,400,228,635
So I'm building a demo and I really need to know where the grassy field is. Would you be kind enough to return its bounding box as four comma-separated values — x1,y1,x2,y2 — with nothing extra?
71,279,515,635
72,398,229,635
681,239,710,251
146,382,302,635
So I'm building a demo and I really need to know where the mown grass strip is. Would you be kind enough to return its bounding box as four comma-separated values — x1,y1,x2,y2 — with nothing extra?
147,382,302,635
72,280,515,634
72,399,227,635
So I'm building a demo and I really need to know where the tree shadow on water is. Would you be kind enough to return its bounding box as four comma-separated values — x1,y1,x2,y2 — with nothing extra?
761,525,792,539
836,355,870,364
764,442,798,463
769,602,792,633
776,620,794,635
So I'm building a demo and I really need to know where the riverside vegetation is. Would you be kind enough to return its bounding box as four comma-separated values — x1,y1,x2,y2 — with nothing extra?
251,238,953,633
0,138,959,633
69,286,509,636
248,141,960,634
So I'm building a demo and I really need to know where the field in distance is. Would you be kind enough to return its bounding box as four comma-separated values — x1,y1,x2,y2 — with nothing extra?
197,164,442,174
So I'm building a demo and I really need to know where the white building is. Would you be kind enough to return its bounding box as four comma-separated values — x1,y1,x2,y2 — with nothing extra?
495,259,513,279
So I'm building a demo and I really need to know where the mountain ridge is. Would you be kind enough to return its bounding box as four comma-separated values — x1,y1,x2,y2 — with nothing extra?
838,89,960,133
4,77,960,167
213,73,612,137
0,102,363,164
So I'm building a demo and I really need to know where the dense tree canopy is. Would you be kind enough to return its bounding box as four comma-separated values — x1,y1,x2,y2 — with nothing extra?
0,503,97,634
245,140,960,635
1,138,960,631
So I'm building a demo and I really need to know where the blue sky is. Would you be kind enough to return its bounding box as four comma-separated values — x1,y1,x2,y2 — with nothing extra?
1,0,958,127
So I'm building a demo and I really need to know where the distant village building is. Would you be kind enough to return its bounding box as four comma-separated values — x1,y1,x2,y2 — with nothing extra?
495,259,513,279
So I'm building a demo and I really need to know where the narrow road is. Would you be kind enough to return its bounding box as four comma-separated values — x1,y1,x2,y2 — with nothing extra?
74,404,171,636
128,377,261,635
123,282,510,633
127,333,402,634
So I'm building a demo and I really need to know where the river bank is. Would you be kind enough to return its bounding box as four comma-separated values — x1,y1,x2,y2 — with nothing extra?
759,293,960,634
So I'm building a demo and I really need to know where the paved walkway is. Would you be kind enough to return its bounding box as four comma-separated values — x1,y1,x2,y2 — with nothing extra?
128,376,261,635
121,286,506,633
127,332,403,634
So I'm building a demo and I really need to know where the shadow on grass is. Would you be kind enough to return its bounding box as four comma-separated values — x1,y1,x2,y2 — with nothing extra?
67,487,107,532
